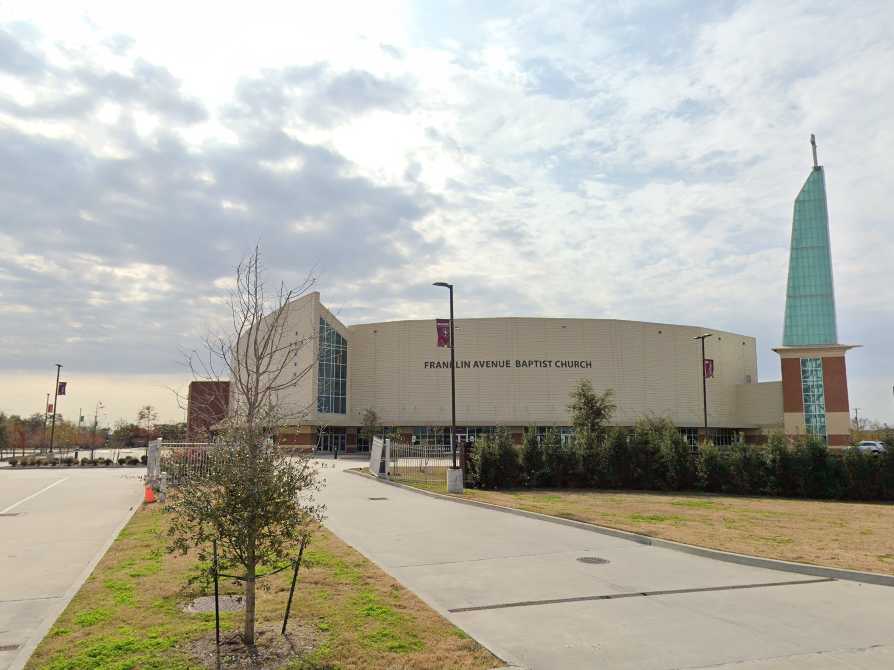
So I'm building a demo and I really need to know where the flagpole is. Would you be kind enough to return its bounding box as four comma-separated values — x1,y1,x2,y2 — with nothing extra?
49,363,62,453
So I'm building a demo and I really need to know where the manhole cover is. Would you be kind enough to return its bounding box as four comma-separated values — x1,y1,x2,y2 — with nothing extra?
368,497,388,501
183,595,244,613
577,557,609,565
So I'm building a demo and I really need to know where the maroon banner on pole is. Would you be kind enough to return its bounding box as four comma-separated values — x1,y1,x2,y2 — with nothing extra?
704,359,714,379
47,404,54,413
436,319,451,348
57,381,67,396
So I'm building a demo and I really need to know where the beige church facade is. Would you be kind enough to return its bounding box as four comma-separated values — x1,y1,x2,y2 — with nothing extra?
272,292,784,452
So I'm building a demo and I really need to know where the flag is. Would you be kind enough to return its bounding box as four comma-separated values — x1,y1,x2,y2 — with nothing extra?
57,381,67,395
436,319,451,348
47,404,54,413
704,359,715,379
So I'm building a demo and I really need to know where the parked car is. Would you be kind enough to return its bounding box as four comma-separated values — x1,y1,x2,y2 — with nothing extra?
854,440,889,455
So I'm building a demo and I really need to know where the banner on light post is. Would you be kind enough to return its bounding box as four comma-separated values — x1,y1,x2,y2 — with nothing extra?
57,381,67,395
436,319,451,348
704,359,715,379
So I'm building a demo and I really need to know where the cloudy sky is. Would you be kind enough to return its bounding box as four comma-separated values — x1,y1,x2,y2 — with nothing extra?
1,0,892,426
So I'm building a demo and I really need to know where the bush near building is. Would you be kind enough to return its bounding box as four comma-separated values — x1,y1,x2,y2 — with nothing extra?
469,381,894,501
471,427,894,501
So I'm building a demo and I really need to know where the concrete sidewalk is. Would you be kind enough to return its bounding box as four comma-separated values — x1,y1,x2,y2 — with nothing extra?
0,468,143,670
317,460,894,669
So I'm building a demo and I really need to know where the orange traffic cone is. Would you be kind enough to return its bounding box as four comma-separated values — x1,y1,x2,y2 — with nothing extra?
144,484,156,504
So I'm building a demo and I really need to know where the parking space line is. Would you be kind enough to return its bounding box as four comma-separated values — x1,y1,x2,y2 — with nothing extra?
0,478,69,514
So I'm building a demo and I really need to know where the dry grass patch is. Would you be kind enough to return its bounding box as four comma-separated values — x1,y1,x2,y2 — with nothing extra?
459,489,894,574
26,504,500,670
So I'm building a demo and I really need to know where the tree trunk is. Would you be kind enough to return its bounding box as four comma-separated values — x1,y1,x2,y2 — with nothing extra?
243,563,256,645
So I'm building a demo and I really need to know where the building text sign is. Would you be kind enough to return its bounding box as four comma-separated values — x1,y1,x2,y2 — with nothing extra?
424,359,593,370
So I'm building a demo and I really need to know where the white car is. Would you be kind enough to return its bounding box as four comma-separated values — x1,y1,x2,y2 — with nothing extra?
855,440,889,455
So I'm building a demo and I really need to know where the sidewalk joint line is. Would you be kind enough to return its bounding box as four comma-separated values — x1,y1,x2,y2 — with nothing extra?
448,577,834,613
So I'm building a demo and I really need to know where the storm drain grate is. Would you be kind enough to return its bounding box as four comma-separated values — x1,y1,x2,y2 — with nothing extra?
0,644,21,652
368,497,389,501
577,557,609,565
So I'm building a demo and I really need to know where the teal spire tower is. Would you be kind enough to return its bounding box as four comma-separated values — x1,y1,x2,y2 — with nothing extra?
782,135,838,346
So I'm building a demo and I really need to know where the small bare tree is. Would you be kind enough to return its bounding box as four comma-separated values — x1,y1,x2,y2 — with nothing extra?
169,246,324,646
361,408,380,445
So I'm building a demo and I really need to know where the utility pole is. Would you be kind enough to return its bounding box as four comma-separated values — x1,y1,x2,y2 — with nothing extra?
48,363,62,453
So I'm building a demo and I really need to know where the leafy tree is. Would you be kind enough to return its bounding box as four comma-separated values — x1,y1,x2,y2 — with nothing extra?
568,380,616,445
171,246,323,646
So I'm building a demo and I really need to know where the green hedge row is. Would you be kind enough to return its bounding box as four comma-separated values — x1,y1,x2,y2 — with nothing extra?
470,421,894,501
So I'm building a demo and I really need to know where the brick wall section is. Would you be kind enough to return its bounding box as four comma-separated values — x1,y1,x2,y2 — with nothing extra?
822,356,850,413
780,358,803,413
186,381,230,440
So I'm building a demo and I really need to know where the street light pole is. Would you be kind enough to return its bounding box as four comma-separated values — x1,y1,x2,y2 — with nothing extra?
693,334,713,443
48,363,62,453
433,282,457,469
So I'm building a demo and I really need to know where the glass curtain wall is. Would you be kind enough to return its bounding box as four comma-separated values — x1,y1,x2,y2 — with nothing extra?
317,318,347,414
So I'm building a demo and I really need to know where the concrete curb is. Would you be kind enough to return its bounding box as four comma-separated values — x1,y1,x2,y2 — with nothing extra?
9,492,145,670
345,468,894,588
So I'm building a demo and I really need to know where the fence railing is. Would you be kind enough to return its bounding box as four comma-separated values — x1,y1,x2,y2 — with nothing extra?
386,439,454,488
150,439,213,487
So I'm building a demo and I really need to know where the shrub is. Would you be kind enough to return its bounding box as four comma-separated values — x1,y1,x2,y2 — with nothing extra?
574,428,603,487
47,457,59,467
724,444,768,495
473,429,520,489
126,456,139,465
541,428,577,487
61,457,74,466
795,437,837,498
140,454,148,465
117,457,128,465
766,433,798,497
521,426,545,487
103,458,113,466
842,447,881,500
697,442,726,492
604,429,633,488
7,457,17,466
80,457,92,466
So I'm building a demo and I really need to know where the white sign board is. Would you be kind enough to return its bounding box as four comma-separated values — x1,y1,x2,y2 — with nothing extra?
369,437,385,477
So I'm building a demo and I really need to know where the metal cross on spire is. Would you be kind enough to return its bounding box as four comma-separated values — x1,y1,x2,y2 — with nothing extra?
810,133,819,168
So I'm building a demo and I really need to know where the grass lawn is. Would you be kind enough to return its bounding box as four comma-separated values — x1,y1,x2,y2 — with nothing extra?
387,474,894,575
26,504,499,670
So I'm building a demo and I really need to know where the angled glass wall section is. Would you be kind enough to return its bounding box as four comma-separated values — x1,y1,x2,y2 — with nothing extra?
800,357,827,439
317,318,347,414
782,167,838,345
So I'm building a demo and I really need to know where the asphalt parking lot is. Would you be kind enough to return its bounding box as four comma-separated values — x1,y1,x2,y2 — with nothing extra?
0,467,143,670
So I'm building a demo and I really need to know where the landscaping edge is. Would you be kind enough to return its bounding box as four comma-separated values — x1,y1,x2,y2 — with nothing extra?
10,491,145,670
345,468,894,588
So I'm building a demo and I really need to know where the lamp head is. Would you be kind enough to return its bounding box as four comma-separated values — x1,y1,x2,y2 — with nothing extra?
692,333,713,340
433,282,452,288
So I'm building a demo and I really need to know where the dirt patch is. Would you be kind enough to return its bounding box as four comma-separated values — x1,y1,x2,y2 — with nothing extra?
183,595,245,613
187,624,320,669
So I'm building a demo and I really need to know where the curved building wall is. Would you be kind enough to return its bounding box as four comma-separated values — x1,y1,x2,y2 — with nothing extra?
344,316,760,429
